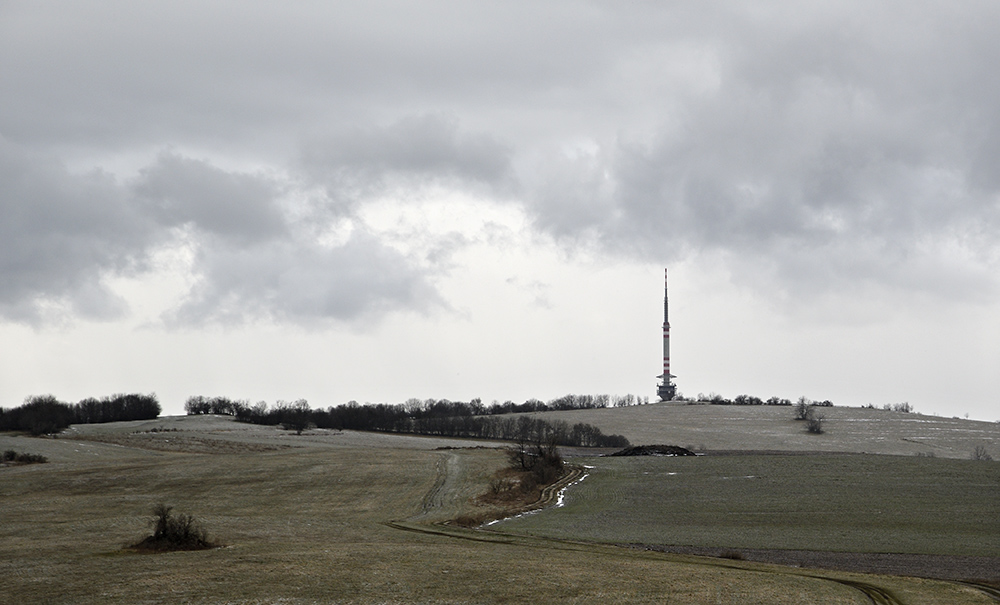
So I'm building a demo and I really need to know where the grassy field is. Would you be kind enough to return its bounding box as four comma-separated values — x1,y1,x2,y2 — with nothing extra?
496,454,1000,557
1,415,997,603
522,403,1000,459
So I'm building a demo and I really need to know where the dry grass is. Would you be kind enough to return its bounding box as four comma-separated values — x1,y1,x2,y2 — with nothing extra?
1,416,994,604
497,454,1000,558
520,403,1000,459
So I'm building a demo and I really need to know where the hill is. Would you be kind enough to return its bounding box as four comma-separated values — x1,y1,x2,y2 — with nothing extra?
2,414,997,602
517,403,999,459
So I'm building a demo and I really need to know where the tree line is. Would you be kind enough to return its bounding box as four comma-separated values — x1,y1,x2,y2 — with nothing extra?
691,393,834,407
0,393,161,435
185,395,631,448
185,392,651,419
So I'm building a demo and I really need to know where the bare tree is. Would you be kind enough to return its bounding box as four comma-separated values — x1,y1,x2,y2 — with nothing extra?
806,414,825,434
971,445,993,461
794,397,812,421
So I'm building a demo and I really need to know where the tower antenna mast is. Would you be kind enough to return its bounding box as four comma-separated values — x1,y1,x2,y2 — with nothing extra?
657,268,676,401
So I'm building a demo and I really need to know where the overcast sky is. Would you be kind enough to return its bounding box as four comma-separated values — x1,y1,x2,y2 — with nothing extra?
2,1,998,421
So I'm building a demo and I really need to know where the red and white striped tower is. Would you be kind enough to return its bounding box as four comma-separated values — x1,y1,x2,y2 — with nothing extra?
657,268,676,401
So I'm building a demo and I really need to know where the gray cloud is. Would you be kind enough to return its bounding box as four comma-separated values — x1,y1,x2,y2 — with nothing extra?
300,115,515,209
521,3,1000,301
0,137,154,323
133,153,288,244
0,137,445,327
166,230,444,327
3,1,999,326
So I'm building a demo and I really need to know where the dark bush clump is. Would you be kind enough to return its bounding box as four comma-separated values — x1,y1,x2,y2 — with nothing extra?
971,445,993,461
806,415,825,434
1,450,48,464
130,504,217,552
607,445,695,457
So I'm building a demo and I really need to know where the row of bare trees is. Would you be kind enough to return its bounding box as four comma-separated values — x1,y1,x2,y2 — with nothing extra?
0,393,161,435
693,393,834,407
185,396,630,448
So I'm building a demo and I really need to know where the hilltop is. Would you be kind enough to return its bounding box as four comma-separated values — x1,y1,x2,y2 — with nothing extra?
2,406,998,602
517,403,999,459
2,403,996,464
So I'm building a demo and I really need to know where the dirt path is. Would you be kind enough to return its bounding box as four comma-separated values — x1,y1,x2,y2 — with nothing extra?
413,451,461,520
396,456,909,604
394,451,1000,604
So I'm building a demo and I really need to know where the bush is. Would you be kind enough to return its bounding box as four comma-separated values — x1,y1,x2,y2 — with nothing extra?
489,478,518,494
806,415,825,434
130,504,216,551
793,397,812,421
971,445,993,461
2,450,48,464
501,437,566,497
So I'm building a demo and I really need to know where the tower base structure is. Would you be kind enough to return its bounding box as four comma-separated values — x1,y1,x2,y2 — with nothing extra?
657,380,676,402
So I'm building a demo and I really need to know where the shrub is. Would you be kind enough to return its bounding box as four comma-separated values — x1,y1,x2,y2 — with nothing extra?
1,450,48,464
806,415,825,434
793,397,812,421
130,504,216,551
971,445,993,461
489,478,517,495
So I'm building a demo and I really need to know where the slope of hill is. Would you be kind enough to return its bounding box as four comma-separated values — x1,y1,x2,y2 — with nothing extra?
3,414,996,602
521,403,999,459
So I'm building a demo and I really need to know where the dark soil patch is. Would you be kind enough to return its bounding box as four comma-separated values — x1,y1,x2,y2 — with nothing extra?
628,544,1000,584
607,444,696,457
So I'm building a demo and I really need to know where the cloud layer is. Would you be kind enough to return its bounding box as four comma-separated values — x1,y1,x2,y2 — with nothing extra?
0,140,444,326
2,1,998,327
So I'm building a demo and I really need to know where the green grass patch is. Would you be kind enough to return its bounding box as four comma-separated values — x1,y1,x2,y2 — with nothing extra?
497,453,1000,557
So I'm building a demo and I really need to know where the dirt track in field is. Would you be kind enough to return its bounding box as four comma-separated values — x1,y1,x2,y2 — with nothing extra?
401,453,916,605
9,415,997,601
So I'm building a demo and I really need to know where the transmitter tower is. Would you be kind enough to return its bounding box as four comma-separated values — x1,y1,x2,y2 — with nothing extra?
657,268,676,401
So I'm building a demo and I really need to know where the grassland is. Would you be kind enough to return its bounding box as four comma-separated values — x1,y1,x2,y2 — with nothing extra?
522,403,1000,459
495,454,1000,557
1,414,997,603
